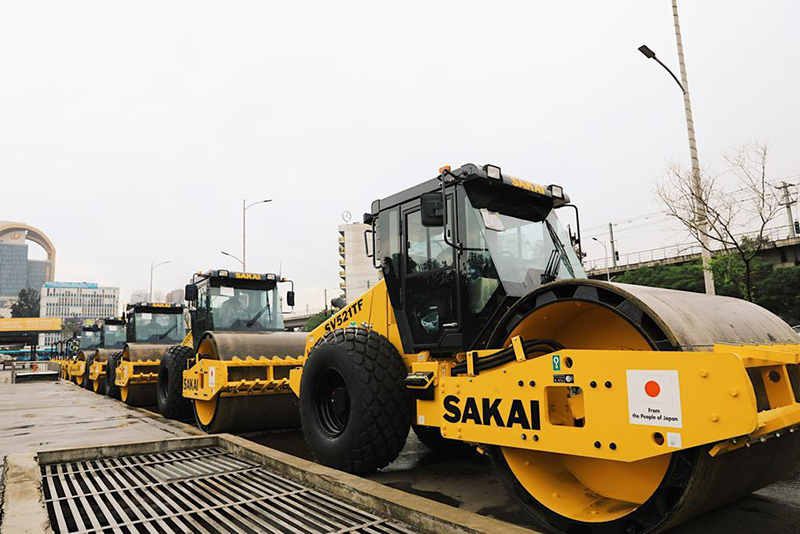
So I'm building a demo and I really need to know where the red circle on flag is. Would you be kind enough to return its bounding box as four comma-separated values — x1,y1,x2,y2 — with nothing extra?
645,380,661,398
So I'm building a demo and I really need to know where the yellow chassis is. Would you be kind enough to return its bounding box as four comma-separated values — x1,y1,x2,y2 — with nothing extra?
88,361,106,382
68,360,85,380
115,360,159,387
183,356,305,401
409,340,800,462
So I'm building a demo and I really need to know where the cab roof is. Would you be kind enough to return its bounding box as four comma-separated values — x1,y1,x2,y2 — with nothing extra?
367,163,570,218
125,302,184,314
193,269,280,289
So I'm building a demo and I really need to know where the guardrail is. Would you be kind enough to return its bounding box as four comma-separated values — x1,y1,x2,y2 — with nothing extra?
584,225,799,273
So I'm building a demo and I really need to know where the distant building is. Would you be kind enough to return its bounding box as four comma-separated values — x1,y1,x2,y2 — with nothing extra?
0,222,55,306
130,290,149,304
338,223,380,302
38,282,119,346
165,288,184,304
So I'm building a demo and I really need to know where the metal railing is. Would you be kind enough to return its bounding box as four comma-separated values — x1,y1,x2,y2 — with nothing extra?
584,224,799,273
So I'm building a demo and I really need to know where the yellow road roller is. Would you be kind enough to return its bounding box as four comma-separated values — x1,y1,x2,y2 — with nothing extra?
113,302,185,407
84,316,126,395
184,163,800,533
67,323,102,386
175,269,303,430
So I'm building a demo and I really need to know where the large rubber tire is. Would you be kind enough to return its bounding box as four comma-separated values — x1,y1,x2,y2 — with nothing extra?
105,351,123,400
157,345,193,420
412,424,477,456
83,355,94,390
299,327,412,475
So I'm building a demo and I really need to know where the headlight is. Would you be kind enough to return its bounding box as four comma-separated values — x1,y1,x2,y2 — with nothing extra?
218,269,229,277
266,273,276,281
485,164,502,180
550,185,564,199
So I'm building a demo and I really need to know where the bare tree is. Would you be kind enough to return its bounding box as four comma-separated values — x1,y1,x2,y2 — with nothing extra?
657,141,780,300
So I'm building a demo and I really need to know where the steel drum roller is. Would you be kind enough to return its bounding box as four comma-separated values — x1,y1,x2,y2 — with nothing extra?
487,280,800,534
192,331,308,433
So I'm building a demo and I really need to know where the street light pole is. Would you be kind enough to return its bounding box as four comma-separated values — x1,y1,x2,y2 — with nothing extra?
592,238,611,282
220,250,245,270
242,198,272,272
672,0,714,295
637,0,715,295
149,260,170,302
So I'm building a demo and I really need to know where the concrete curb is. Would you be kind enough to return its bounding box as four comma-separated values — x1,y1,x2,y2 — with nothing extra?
29,434,534,534
220,434,535,534
1,454,53,534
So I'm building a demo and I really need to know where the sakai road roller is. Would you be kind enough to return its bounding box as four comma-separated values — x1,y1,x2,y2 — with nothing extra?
66,323,102,385
166,269,301,430
183,163,800,533
111,301,185,406
83,316,126,394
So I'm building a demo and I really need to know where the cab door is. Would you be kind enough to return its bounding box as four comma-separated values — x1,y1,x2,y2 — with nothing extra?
401,199,462,352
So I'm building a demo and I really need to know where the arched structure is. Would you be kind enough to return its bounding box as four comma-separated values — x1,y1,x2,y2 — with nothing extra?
0,223,56,282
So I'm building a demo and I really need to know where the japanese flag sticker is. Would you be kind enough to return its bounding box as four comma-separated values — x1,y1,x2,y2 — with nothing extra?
209,366,216,388
627,370,683,428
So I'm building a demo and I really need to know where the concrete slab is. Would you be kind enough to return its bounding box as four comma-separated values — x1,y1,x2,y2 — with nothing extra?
12,372,58,384
0,379,198,456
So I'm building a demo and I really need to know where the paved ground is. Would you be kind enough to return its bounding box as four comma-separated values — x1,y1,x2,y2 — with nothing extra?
247,428,800,533
0,372,197,455
2,375,800,533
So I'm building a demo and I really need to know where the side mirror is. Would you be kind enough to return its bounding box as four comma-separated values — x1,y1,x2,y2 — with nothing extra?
286,291,295,307
421,192,445,227
330,297,347,309
184,284,198,302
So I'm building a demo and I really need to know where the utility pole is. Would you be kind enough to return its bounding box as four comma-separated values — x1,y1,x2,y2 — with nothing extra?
672,0,715,295
324,289,328,314
777,182,797,238
592,238,611,282
608,223,617,267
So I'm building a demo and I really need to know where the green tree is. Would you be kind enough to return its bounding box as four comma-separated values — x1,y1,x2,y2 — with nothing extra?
710,251,772,301
301,310,331,332
615,262,705,293
11,288,40,317
754,267,800,326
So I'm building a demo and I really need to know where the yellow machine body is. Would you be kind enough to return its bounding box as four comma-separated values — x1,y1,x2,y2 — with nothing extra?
183,355,304,401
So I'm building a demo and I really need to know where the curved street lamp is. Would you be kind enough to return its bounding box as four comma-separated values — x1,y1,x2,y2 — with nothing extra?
149,260,170,301
243,199,272,271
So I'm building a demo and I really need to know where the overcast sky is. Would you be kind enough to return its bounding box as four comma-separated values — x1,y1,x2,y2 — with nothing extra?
1,1,798,311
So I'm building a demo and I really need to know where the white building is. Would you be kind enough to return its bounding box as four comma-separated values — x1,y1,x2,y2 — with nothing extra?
338,223,380,302
165,288,184,304
39,282,119,346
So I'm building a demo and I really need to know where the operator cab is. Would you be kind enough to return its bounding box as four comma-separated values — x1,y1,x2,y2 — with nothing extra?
100,317,126,349
184,270,295,350
124,302,186,344
367,163,586,355
78,324,102,351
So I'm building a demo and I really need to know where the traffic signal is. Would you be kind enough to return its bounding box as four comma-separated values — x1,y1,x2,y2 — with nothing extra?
615,251,620,261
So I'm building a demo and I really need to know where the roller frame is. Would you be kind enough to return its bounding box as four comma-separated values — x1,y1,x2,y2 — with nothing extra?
412,337,800,463
87,361,105,382
115,360,159,387
183,355,305,402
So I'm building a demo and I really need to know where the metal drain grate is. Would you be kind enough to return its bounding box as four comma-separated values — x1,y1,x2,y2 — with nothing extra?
41,447,415,534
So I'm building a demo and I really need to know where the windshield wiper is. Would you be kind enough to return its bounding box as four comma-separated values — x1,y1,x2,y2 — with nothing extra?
541,249,560,284
246,303,271,328
158,324,177,340
545,221,576,278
